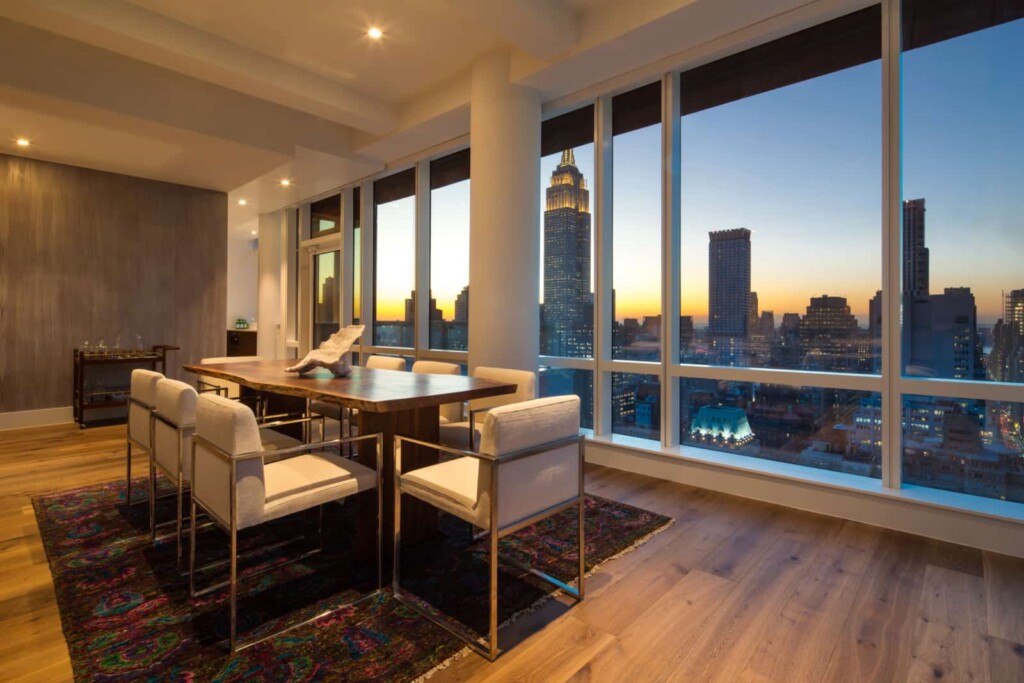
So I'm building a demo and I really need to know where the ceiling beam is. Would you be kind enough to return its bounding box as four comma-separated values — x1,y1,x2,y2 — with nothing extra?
0,0,398,136
450,0,578,61
0,17,354,158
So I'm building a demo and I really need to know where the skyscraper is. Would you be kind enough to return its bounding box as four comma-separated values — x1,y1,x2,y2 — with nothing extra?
542,148,592,357
708,228,751,364
902,198,929,299
799,295,859,371
454,286,469,324
991,289,1024,383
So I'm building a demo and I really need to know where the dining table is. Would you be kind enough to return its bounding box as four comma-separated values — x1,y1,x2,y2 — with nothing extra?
183,358,516,556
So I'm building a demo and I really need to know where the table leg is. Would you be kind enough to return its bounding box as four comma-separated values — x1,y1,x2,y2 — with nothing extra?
356,406,440,561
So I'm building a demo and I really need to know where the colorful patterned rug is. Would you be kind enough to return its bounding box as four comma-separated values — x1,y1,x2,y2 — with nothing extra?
33,478,672,682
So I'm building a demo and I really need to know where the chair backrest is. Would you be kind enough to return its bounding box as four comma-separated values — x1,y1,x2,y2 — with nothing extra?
365,355,407,371
193,393,266,529
152,378,198,482
128,369,163,447
198,356,262,397
478,395,581,530
468,367,536,414
412,361,462,423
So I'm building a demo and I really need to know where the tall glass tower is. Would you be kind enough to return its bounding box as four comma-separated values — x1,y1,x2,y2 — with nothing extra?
542,149,592,357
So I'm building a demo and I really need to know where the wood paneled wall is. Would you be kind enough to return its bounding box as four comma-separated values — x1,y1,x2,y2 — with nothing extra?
0,154,227,413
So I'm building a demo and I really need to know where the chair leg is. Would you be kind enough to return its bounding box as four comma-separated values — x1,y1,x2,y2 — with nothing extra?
125,440,132,505
229,525,238,653
317,505,324,552
578,496,586,600
176,477,185,570
148,457,157,542
392,489,401,596
189,495,197,598
489,527,499,661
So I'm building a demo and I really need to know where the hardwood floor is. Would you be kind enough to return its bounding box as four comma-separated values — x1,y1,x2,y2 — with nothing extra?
1,423,1022,682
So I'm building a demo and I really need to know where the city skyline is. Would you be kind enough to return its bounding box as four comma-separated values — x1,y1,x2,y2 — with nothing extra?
373,17,1021,327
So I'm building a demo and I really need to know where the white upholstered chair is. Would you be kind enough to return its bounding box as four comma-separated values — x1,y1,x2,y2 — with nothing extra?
150,379,305,567
411,360,463,424
190,393,383,652
365,355,407,371
438,366,537,450
126,369,163,505
393,395,584,660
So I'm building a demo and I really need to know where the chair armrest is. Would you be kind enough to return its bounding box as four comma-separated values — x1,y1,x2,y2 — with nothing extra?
395,434,482,462
396,433,583,464
196,379,227,396
257,415,324,430
195,432,382,464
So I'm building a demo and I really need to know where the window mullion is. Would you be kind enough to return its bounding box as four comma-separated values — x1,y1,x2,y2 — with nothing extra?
882,0,903,490
661,71,682,449
593,95,614,436
414,161,431,359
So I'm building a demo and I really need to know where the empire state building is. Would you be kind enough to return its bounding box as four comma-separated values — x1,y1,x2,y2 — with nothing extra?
542,148,592,357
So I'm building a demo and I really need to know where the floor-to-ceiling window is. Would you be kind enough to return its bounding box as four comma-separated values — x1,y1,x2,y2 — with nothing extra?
538,105,596,429
429,149,470,352
352,187,362,325
611,82,663,441
674,6,883,476
373,169,416,348
312,249,341,348
899,0,1024,502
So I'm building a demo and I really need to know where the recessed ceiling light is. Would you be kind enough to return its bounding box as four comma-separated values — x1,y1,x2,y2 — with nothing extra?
238,198,248,206
251,230,257,236
367,26,383,40
15,138,30,147
280,179,291,187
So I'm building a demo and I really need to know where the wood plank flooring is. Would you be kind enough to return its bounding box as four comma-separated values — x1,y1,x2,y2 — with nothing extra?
1,423,1022,682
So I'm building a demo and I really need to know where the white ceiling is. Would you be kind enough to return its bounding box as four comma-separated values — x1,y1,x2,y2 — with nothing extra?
0,0,870,232
125,0,511,104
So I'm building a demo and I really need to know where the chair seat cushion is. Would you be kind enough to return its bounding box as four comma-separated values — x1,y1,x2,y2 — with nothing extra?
438,421,481,450
263,452,377,524
400,457,488,528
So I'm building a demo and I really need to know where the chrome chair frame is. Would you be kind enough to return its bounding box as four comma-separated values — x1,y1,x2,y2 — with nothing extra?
150,410,327,568
189,432,384,653
392,433,586,661
126,396,154,506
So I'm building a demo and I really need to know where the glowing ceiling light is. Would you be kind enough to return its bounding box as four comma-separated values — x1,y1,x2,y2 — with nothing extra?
280,179,291,187
237,198,248,206
16,138,30,147
367,26,383,40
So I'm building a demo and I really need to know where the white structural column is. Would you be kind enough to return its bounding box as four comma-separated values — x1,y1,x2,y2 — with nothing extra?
468,52,541,372
257,209,291,359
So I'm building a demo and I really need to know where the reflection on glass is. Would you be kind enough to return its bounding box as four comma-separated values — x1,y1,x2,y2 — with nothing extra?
374,196,415,347
902,394,1024,503
430,179,470,350
538,367,594,430
541,145,595,358
902,7,1024,382
680,380,881,478
613,124,662,361
611,372,661,441
313,250,340,347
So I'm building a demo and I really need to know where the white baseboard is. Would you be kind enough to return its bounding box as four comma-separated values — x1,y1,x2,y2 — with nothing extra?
0,406,75,431
586,439,1024,560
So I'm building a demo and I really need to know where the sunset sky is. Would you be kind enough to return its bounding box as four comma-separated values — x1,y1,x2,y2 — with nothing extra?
378,18,1023,327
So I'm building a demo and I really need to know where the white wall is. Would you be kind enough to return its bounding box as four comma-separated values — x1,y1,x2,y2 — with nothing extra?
226,215,259,330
